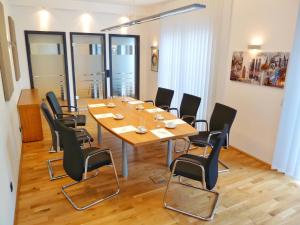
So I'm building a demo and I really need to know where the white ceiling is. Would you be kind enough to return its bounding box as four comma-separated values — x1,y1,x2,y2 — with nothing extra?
72,0,173,6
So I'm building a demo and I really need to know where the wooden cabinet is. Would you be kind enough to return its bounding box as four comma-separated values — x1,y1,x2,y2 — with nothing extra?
18,89,43,142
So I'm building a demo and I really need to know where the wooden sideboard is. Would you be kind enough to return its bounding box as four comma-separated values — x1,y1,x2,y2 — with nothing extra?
17,89,43,142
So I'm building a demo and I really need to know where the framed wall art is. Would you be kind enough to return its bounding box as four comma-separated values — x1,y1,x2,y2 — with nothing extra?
230,51,289,88
0,2,14,101
151,46,159,72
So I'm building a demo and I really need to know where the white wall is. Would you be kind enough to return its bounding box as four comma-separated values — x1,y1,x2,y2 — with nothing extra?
10,1,156,103
219,0,300,163
0,0,26,225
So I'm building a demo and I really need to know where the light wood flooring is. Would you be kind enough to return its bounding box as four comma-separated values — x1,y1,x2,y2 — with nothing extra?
15,112,300,225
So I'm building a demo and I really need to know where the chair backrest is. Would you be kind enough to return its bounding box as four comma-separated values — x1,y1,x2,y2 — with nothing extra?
40,102,59,151
179,93,201,124
55,120,84,181
209,103,237,133
205,125,229,190
46,91,63,117
155,87,174,108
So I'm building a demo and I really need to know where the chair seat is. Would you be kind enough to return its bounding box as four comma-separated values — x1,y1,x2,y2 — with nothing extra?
75,128,94,143
189,131,217,147
61,114,86,127
170,154,207,181
83,147,112,172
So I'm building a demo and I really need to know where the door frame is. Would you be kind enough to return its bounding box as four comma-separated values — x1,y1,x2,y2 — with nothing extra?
108,34,140,99
24,30,71,106
70,32,107,107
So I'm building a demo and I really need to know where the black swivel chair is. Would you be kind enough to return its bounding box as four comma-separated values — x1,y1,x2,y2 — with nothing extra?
46,91,86,127
145,87,174,110
169,93,201,126
41,102,93,180
188,103,237,172
163,125,228,221
55,120,120,211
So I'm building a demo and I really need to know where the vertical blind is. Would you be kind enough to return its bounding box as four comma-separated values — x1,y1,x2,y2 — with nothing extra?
158,0,223,120
272,5,300,179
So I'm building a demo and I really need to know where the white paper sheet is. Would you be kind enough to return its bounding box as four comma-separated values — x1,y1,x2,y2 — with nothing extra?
88,103,106,108
128,100,145,105
112,125,137,134
94,113,115,119
150,128,175,139
145,108,165,113
163,119,186,125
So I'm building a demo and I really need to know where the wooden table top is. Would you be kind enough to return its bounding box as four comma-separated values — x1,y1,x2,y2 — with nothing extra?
88,98,198,146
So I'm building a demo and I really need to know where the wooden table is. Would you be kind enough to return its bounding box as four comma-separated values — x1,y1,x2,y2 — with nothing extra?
88,98,198,177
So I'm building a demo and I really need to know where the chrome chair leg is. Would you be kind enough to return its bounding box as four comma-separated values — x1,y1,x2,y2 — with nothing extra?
218,160,230,173
47,158,68,181
163,162,219,221
61,155,120,211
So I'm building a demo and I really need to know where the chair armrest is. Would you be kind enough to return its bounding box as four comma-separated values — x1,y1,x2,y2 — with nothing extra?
57,116,77,128
195,119,208,131
169,108,179,117
61,105,79,114
144,100,154,105
172,157,206,187
181,115,196,125
159,105,170,111
189,140,214,149
84,148,111,179
74,128,92,147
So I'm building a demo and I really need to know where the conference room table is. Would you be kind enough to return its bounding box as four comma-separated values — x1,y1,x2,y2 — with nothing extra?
88,97,198,177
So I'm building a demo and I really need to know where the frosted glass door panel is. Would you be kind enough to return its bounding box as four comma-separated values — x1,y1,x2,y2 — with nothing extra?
27,33,67,101
72,34,106,108
110,36,138,98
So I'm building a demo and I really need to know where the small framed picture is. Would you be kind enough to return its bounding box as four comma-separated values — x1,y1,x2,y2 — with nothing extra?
151,47,159,72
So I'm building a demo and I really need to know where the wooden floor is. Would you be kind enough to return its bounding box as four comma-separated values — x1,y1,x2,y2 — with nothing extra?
15,112,300,225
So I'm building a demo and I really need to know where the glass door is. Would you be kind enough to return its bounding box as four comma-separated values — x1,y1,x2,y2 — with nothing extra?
109,34,140,98
70,33,106,108
25,31,70,104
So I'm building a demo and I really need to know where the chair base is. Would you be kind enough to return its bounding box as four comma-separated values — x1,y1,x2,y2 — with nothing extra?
218,159,230,173
47,158,68,181
163,177,219,221
61,165,120,211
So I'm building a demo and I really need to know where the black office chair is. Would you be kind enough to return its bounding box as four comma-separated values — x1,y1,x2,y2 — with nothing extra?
188,103,237,172
41,102,94,180
169,93,201,126
145,87,174,110
55,120,120,211
163,125,228,221
46,91,86,127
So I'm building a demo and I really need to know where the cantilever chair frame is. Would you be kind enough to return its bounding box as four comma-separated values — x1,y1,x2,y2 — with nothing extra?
187,120,230,173
61,148,120,211
47,127,92,181
163,142,219,221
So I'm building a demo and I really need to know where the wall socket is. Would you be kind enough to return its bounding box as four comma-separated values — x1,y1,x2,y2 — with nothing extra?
10,181,13,192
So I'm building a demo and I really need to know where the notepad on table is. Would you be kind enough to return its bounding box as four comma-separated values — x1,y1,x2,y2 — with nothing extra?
94,113,115,119
112,125,137,134
163,119,186,125
145,108,164,113
128,100,145,105
151,128,174,139
88,103,106,108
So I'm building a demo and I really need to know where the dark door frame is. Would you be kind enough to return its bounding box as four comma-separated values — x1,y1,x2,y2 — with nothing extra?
24,30,71,106
70,32,107,107
108,34,140,99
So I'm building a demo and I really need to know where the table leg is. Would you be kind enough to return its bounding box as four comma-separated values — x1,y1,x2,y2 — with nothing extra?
122,140,128,177
97,124,102,145
167,140,173,167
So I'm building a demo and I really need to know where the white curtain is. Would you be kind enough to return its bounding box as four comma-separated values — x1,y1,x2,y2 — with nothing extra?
158,0,224,120
272,5,300,179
